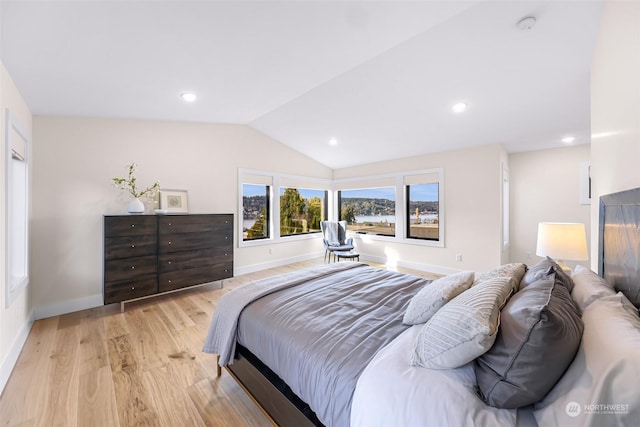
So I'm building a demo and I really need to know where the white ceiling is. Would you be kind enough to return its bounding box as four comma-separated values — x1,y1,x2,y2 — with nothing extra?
1,1,604,169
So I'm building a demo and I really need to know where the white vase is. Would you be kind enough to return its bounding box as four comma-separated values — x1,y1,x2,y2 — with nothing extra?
128,198,145,214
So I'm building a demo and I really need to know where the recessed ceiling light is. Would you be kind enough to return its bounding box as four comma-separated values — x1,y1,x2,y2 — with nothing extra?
451,102,467,113
180,92,197,102
329,137,338,146
562,136,576,144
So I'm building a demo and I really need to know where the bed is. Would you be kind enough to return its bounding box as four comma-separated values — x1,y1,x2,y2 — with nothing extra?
203,187,640,427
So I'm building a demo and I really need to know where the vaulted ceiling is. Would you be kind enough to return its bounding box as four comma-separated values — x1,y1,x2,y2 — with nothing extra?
1,1,604,168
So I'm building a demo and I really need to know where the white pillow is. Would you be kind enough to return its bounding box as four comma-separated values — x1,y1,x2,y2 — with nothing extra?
411,277,513,369
475,263,526,292
403,271,475,325
571,265,616,311
534,292,640,427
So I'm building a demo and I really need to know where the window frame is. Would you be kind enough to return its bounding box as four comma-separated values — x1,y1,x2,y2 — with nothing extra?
241,183,271,242
338,186,397,237
405,182,440,242
333,168,444,248
5,109,30,307
238,169,332,248
279,187,328,238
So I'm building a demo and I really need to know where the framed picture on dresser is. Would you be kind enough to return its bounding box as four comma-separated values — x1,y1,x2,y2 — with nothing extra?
160,189,189,213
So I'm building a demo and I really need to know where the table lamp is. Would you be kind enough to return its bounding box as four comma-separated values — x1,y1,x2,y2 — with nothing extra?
536,222,588,272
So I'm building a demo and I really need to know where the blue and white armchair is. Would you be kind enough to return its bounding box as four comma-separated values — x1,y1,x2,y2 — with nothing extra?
320,220,354,262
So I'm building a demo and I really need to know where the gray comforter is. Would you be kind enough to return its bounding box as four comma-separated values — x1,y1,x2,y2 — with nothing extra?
232,264,430,426
203,262,365,365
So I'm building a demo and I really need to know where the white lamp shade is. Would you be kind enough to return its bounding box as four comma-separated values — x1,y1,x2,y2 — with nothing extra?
536,222,588,261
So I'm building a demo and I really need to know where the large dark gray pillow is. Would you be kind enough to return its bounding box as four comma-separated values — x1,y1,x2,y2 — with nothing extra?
519,257,575,292
475,272,583,408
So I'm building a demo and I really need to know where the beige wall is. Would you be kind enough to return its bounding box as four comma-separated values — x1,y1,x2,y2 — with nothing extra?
590,0,640,269
334,144,507,273
0,63,33,393
509,145,591,269
31,117,332,318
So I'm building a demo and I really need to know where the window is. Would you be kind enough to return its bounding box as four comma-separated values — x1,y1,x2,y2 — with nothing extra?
5,109,30,307
239,169,331,246
406,183,439,241
242,184,270,241
239,168,442,248
280,187,327,237
338,187,396,237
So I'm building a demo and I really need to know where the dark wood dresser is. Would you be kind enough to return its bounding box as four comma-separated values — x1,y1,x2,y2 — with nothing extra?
103,214,233,306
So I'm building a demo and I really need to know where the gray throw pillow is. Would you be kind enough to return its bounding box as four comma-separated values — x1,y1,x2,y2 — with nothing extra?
520,257,575,292
475,272,583,408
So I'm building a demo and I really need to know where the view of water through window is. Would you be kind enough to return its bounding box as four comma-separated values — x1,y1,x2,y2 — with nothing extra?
339,187,396,236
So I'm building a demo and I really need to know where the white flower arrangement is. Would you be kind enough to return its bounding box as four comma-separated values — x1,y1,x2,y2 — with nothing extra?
112,163,160,199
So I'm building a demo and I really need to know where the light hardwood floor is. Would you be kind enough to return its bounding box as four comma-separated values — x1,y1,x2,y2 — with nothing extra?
0,259,439,426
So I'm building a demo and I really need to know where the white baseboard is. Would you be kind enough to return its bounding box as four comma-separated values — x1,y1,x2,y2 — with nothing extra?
235,251,456,277
359,253,458,276
34,293,103,320
234,251,324,276
0,310,35,395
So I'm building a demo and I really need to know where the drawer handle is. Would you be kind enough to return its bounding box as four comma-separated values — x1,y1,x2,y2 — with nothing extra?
131,266,135,270
168,222,172,226
168,241,172,245
131,224,135,228
131,244,135,248
224,253,228,256
225,236,228,240
168,280,172,283
131,286,135,290
168,261,172,265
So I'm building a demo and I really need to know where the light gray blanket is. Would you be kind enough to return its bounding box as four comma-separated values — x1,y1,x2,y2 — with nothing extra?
202,261,365,365
325,221,341,245
236,265,430,427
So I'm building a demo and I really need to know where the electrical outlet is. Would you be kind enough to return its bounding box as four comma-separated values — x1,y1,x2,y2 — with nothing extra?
527,252,532,259
455,254,462,262
268,248,272,255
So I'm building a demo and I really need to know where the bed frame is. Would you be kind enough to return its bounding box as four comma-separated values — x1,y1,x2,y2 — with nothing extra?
215,186,640,427
220,346,321,426
598,186,640,307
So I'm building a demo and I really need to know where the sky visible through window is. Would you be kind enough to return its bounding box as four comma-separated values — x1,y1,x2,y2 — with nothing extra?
244,186,437,201
243,184,267,196
244,185,324,200
342,185,437,201
279,188,324,199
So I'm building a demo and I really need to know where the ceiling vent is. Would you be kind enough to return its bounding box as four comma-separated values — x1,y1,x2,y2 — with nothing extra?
516,16,537,31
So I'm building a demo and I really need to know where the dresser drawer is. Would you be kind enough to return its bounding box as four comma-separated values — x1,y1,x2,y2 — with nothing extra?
104,255,157,282
158,247,232,273
104,274,158,304
158,214,232,234
104,235,157,259
158,231,230,254
158,262,233,293
105,216,157,237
